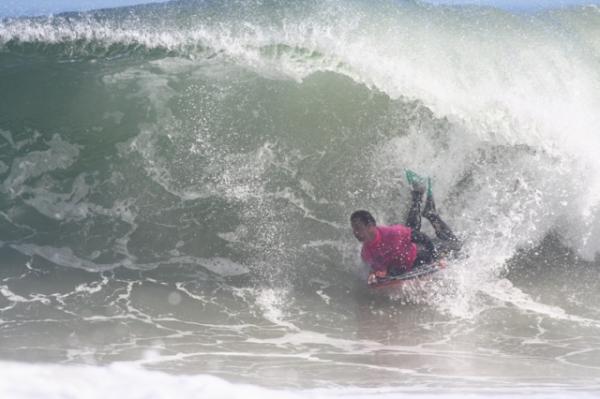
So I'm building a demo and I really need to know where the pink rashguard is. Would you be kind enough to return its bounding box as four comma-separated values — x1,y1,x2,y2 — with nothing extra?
361,225,417,276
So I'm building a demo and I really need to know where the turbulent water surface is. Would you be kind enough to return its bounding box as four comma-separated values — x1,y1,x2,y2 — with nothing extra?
1,0,600,397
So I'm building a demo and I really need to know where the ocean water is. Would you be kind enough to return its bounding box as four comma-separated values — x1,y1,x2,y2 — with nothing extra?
1,1,600,397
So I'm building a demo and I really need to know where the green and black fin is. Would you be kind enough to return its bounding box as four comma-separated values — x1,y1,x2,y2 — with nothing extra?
405,169,427,192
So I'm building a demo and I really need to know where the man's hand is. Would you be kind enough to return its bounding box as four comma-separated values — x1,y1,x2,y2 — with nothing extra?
368,270,388,285
367,272,378,285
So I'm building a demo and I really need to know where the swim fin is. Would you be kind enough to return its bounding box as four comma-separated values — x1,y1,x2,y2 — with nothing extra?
405,169,427,192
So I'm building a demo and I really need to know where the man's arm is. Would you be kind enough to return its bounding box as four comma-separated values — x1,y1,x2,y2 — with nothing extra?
362,248,387,284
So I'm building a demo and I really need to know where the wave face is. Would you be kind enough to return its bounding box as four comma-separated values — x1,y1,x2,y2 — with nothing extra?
2,0,600,392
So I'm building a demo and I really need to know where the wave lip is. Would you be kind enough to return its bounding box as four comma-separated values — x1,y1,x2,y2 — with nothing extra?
2,0,600,261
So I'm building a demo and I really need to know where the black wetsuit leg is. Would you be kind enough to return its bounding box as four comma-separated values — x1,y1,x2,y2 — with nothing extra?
405,189,462,264
425,213,461,254
405,190,436,267
411,230,436,266
405,190,423,231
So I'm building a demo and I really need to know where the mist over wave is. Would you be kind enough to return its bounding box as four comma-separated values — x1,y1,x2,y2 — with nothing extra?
1,0,600,393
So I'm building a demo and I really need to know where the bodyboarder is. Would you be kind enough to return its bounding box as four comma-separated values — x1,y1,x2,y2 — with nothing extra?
350,171,461,285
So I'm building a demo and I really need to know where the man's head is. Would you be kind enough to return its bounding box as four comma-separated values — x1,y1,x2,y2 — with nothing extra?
350,210,377,243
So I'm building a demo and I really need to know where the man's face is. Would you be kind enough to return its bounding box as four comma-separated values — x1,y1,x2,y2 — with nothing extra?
351,219,375,243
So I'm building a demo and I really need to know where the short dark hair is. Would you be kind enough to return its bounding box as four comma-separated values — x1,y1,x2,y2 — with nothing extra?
350,210,376,225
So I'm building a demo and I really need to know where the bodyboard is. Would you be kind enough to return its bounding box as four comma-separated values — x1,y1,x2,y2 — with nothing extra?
370,259,446,289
